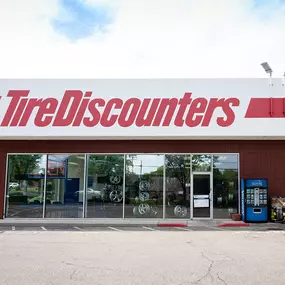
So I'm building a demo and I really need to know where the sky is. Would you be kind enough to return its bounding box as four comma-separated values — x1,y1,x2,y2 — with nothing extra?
0,0,285,78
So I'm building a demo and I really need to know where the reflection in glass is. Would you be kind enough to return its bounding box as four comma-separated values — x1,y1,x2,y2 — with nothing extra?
125,155,164,218
5,152,240,220
6,155,46,218
192,155,211,172
86,155,124,218
44,154,85,218
213,154,238,218
165,155,190,218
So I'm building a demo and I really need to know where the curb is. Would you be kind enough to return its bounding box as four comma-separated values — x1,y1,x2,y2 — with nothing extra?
218,222,250,227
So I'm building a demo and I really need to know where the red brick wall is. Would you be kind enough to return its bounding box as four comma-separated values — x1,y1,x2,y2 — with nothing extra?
1,140,284,218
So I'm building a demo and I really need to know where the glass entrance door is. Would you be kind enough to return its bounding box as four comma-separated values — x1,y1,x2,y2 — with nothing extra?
191,173,212,219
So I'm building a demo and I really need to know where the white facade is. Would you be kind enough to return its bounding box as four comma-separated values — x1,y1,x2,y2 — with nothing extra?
0,78,284,139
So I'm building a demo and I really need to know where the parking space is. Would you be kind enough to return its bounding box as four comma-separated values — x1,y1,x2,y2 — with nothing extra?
0,225,284,232
12,226,43,231
1,222,285,233
0,225,204,232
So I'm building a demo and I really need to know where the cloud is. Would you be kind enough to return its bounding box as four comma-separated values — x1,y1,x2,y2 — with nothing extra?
0,0,285,78
251,0,285,19
51,0,113,41
253,0,285,8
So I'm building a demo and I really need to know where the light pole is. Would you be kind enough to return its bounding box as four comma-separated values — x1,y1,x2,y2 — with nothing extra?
261,62,273,86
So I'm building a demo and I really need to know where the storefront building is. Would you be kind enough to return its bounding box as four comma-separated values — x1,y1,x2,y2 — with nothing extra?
0,79,284,220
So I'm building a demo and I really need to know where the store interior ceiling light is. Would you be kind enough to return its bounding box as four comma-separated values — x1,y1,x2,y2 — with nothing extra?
261,62,273,74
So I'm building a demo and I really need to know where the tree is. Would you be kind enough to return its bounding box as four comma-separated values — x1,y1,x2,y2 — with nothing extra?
8,154,44,197
213,168,238,208
88,155,129,176
165,155,190,200
165,155,220,200
8,154,44,183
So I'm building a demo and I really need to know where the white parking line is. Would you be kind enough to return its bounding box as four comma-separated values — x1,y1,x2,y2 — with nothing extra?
73,226,82,231
175,227,192,231
142,226,158,231
41,226,47,231
205,226,225,231
11,226,15,231
108,226,122,232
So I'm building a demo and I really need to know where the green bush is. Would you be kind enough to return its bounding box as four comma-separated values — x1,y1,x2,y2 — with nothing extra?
9,191,23,196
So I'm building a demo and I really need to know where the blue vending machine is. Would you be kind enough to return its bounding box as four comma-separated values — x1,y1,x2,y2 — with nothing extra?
241,178,268,223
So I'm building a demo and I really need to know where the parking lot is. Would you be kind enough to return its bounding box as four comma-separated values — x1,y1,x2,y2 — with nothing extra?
1,226,285,285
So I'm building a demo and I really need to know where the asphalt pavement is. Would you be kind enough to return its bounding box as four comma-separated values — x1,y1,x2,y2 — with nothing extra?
1,222,285,232
1,229,285,284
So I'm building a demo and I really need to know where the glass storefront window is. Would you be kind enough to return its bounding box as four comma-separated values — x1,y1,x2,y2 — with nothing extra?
125,155,164,218
44,154,85,218
6,154,46,218
165,155,190,219
86,155,124,218
5,152,240,220
192,155,211,172
213,154,239,218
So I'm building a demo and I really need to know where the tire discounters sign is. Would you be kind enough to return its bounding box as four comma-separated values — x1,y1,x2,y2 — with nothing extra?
0,79,284,139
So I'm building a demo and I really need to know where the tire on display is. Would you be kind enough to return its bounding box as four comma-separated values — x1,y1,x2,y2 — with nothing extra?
109,175,121,185
174,205,187,217
138,203,150,215
150,206,158,216
109,190,123,203
139,181,150,191
133,206,139,216
139,192,149,202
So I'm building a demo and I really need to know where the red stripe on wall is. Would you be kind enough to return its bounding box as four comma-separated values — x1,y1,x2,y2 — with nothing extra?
245,98,285,118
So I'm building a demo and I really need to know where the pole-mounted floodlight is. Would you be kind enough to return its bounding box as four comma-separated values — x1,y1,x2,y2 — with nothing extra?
261,62,273,86
261,62,273,74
